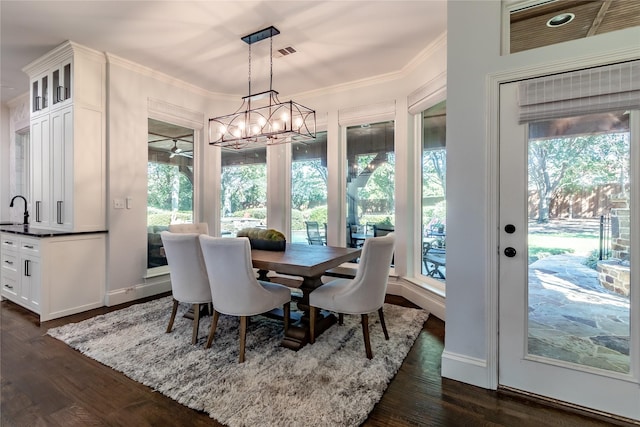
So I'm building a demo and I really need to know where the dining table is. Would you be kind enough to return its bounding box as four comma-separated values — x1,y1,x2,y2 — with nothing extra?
251,243,361,350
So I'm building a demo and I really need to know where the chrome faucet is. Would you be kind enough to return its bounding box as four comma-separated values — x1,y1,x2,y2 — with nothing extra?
9,195,29,225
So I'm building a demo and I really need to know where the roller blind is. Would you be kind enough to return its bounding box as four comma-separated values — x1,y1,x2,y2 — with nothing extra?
517,60,640,124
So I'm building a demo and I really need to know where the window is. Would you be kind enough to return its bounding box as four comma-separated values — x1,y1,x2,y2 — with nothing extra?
220,147,267,237
291,132,328,244
421,101,446,281
147,118,194,269
345,121,395,248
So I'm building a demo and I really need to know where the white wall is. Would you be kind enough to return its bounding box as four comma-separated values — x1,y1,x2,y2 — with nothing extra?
443,0,640,388
105,55,237,303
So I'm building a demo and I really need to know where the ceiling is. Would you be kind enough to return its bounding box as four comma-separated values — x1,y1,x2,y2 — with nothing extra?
0,1,447,104
510,0,640,53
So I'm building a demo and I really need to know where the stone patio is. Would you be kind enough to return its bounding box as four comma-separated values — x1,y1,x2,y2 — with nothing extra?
527,254,630,373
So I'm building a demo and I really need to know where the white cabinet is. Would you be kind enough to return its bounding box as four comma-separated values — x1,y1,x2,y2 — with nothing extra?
0,231,106,321
1,234,41,312
24,41,105,232
30,115,51,227
51,60,72,109
30,71,50,116
1,236,19,300
29,56,72,116
50,106,73,228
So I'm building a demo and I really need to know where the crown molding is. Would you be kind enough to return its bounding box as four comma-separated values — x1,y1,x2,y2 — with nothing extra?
403,31,447,76
147,98,204,129
338,100,396,127
294,31,447,100
105,53,235,101
22,40,105,77
407,70,447,115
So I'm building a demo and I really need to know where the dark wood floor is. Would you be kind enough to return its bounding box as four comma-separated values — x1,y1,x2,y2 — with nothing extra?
1,295,636,427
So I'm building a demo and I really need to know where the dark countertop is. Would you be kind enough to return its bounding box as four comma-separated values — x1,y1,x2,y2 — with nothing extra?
0,224,108,238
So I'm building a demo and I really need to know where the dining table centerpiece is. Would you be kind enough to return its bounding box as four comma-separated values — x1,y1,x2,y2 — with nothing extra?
237,228,286,251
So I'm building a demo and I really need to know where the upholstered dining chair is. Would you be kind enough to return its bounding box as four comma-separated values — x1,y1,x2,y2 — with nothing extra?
199,235,291,363
309,233,395,359
160,231,212,345
168,222,209,235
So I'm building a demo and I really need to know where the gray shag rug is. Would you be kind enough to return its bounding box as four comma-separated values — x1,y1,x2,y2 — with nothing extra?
48,296,429,427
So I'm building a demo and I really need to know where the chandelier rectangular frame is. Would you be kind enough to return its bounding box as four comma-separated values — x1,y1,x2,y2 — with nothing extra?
209,26,316,149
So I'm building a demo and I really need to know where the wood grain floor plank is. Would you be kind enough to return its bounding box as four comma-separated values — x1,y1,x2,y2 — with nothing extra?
2,296,637,427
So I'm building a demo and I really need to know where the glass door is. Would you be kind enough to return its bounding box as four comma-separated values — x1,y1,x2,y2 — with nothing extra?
499,81,639,420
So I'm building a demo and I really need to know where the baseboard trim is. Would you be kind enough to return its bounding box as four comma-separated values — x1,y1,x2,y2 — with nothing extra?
441,350,493,389
106,277,171,306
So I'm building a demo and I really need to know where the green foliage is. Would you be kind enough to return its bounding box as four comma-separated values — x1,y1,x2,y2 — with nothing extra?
307,206,328,224
291,160,328,210
147,208,192,227
147,163,193,211
583,249,601,270
528,245,574,264
291,206,327,231
422,200,446,228
362,214,395,226
237,228,285,241
234,208,267,219
291,209,305,231
221,163,267,215
422,149,446,197
528,132,630,222
359,161,395,203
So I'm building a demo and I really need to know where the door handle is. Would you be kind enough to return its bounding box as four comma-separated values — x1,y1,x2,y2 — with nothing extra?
504,247,517,257
57,201,63,224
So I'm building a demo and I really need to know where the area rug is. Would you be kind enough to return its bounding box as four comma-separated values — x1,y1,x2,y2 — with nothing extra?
47,296,429,427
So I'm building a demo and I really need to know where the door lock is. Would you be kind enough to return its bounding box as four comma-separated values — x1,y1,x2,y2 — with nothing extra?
504,247,517,257
504,224,516,234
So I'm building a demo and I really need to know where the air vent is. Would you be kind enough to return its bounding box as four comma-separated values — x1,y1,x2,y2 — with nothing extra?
275,46,297,58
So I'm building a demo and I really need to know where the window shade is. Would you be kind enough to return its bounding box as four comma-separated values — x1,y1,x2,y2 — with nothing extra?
517,60,640,124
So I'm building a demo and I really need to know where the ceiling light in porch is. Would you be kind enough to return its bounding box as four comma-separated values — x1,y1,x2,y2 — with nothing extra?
546,13,575,27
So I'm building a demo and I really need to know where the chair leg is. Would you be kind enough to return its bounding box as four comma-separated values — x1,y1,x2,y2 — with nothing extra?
239,316,248,363
166,298,179,333
283,302,290,332
192,303,201,345
338,313,344,325
378,307,389,340
361,314,373,359
205,310,220,349
309,306,316,344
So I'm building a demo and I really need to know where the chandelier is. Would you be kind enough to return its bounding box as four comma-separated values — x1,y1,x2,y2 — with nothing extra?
209,26,316,149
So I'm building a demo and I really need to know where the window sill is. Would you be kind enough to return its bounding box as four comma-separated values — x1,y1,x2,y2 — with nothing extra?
402,276,446,299
145,266,169,279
